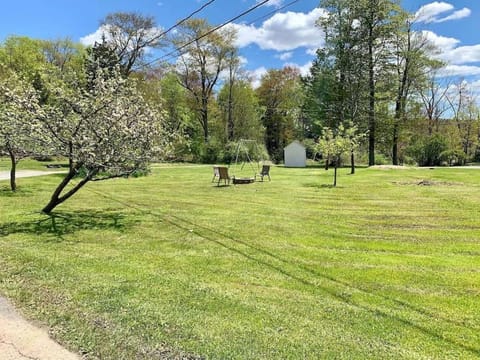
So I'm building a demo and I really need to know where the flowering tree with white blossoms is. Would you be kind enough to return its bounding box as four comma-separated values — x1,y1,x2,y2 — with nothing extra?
40,67,166,214
0,73,46,191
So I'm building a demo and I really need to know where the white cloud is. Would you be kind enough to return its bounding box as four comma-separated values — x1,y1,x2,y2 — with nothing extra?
415,2,453,23
232,8,325,51
415,2,471,24
283,61,313,76
79,25,110,46
419,31,480,66
437,65,480,78
277,52,293,61
238,55,248,66
435,8,471,23
248,66,268,88
420,30,460,51
257,0,283,7
469,79,480,97
439,45,480,65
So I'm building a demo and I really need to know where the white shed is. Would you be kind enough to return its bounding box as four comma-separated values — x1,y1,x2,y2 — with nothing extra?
284,140,306,168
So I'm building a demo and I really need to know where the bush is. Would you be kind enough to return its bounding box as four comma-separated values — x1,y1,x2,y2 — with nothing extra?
439,150,467,166
374,153,390,166
33,155,54,162
303,138,318,160
407,134,449,166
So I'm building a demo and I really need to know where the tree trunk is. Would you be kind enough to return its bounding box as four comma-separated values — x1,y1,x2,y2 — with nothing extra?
393,22,412,166
42,165,91,214
333,157,338,187
392,122,399,165
8,149,17,192
350,151,355,175
227,71,235,141
368,27,376,167
201,102,209,143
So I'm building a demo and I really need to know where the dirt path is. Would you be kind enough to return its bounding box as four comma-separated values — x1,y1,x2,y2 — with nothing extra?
0,296,80,360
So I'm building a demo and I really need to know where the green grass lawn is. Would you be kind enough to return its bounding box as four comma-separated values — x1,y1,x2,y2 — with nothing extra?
1,162,479,359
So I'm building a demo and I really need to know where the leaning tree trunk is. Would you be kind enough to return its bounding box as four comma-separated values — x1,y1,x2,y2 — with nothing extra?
42,165,92,214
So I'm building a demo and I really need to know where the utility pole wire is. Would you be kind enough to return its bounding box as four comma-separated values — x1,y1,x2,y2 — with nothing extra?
245,0,302,26
151,0,218,42
145,0,272,66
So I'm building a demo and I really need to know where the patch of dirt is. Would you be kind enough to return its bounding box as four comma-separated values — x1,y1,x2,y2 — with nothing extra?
393,179,461,186
370,165,410,170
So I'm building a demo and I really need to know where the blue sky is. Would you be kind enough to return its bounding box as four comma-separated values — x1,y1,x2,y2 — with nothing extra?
1,0,479,89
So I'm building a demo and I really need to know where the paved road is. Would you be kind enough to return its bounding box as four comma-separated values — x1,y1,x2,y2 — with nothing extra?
0,170,65,181
0,297,80,360
2,169,79,359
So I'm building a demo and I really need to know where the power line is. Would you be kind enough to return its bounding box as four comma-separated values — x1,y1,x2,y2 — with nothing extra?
145,0,273,66
245,0,302,26
151,0,218,42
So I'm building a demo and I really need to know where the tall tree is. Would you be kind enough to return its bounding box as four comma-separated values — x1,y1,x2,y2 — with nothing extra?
100,12,164,76
0,36,46,80
354,0,404,165
316,0,367,130
417,64,451,136
40,38,85,73
218,80,263,143
446,80,480,159
256,66,304,162
391,20,433,164
171,18,237,143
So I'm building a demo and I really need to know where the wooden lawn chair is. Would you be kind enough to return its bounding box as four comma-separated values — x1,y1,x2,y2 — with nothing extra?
255,165,271,182
216,166,230,186
212,166,220,182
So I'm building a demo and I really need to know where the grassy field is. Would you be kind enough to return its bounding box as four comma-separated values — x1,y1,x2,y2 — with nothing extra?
1,161,479,359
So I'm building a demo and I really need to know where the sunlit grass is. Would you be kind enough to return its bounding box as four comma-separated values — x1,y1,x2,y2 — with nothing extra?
1,163,479,359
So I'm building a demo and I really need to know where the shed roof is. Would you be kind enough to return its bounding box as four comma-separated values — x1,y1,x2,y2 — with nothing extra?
284,140,305,150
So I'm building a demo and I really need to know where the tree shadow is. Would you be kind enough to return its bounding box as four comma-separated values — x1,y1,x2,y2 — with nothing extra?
0,186,35,197
0,209,138,242
153,210,480,357
303,183,343,189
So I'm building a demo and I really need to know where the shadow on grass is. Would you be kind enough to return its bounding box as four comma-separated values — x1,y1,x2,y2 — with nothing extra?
157,211,480,357
303,183,343,189
0,186,35,197
56,185,480,356
0,210,137,242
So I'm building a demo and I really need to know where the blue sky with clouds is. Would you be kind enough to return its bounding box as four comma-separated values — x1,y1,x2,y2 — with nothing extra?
1,0,479,88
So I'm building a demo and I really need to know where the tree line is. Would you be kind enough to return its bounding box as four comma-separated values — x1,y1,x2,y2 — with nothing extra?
1,2,480,208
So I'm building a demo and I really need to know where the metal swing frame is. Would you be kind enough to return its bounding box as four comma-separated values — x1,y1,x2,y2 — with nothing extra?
231,139,260,184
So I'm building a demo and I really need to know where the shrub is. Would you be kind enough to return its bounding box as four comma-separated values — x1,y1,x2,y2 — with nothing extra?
439,149,467,166
374,153,390,166
407,134,449,166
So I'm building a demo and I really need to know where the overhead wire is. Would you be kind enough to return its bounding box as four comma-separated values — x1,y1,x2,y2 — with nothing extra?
144,0,274,66
244,0,302,26
150,0,218,42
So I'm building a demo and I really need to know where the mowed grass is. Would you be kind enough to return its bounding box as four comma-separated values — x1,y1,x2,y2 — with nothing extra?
1,163,480,359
